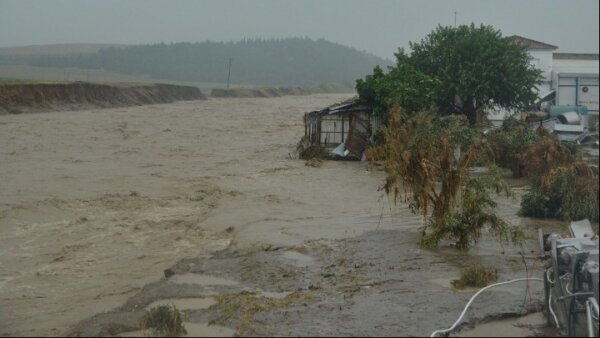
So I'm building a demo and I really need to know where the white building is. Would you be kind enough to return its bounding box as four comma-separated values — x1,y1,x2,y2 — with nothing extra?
509,35,558,95
552,53,600,86
489,36,599,124
552,53,599,121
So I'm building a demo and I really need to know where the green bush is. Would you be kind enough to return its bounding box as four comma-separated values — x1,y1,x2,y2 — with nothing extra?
485,119,540,177
520,186,554,218
519,138,599,222
422,173,524,249
520,168,598,222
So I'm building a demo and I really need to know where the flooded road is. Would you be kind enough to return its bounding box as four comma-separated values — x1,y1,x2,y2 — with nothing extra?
0,94,558,336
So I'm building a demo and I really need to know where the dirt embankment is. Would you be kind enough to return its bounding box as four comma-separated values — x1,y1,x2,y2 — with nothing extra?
0,82,206,114
210,86,312,98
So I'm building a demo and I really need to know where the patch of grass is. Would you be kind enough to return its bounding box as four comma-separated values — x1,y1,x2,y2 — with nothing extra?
305,158,324,167
451,264,498,289
211,291,310,336
140,305,187,337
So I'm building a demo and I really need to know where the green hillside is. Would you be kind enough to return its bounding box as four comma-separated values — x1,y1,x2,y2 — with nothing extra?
1,38,392,86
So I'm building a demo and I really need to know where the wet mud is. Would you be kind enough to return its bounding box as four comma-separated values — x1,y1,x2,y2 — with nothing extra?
68,225,551,337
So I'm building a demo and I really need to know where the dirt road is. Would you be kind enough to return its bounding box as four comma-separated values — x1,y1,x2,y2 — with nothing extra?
0,94,550,337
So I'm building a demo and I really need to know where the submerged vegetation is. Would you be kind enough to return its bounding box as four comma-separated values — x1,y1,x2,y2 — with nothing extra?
369,107,523,249
519,137,599,222
485,119,541,177
452,264,498,289
481,119,598,221
140,305,187,337
212,291,309,336
296,135,325,160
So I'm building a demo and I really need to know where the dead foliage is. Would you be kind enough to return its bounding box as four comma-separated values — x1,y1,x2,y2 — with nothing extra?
518,137,599,221
368,106,521,249
296,135,325,160
211,291,310,336
484,119,540,177
139,305,187,337
451,263,498,289
305,158,324,167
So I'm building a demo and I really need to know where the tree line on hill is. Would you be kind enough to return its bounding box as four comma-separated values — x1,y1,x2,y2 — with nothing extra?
1,38,392,86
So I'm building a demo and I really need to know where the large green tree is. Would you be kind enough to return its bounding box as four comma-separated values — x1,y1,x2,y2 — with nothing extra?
357,24,542,124
355,51,440,118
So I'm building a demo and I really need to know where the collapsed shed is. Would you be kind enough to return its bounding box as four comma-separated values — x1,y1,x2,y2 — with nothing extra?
304,98,380,160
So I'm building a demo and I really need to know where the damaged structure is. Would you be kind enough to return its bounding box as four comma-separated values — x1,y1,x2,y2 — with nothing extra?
304,98,380,160
540,219,599,337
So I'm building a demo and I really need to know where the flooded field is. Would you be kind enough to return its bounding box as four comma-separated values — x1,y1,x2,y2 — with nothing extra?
0,94,559,336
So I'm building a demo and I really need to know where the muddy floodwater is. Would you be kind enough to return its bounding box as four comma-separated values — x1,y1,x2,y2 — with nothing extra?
0,94,559,336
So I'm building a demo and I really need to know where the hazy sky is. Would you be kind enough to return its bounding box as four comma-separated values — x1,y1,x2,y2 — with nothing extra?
1,0,598,59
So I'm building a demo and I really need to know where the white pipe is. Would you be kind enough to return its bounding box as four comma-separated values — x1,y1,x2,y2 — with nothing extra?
546,268,555,285
586,299,594,338
430,278,544,337
591,298,599,316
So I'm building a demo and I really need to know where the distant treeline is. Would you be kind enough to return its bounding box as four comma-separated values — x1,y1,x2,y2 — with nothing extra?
1,38,392,86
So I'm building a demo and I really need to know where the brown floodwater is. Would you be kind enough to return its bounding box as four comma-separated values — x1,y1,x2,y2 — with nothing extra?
1,94,365,336
1,94,586,337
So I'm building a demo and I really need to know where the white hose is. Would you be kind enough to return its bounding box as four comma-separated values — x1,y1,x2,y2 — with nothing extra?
546,268,555,285
548,295,560,329
430,278,544,337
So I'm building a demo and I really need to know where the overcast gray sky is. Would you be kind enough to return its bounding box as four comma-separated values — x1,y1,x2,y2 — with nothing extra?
0,0,598,59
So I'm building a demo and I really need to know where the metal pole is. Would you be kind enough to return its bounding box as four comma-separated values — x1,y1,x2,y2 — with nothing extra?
227,58,233,89
586,300,594,338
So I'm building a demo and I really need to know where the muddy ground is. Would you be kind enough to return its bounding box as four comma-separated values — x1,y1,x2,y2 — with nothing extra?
0,94,563,337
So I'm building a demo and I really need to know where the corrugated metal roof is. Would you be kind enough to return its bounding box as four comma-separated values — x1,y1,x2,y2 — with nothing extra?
558,73,600,78
317,97,371,115
508,35,558,50
553,53,600,60
328,103,356,112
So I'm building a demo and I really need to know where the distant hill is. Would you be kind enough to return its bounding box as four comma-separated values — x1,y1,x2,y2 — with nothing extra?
0,44,124,56
0,38,392,86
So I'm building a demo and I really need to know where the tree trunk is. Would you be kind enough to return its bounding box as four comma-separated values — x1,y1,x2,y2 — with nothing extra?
463,98,477,125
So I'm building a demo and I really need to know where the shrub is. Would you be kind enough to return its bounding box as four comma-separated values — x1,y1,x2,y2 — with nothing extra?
520,186,554,218
140,305,187,337
452,263,498,289
296,135,325,160
485,119,540,177
422,173,524,249
519,137,599,222
371,108,521,249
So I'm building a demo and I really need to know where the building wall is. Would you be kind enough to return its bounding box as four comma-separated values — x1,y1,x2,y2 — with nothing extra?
530,50,554,81
529,50,554,94
551,59,600,89
319,116,350,145
556,74,599,119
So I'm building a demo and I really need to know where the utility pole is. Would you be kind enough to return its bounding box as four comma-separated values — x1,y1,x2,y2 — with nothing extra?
226,58,233,89
454,11,457,28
